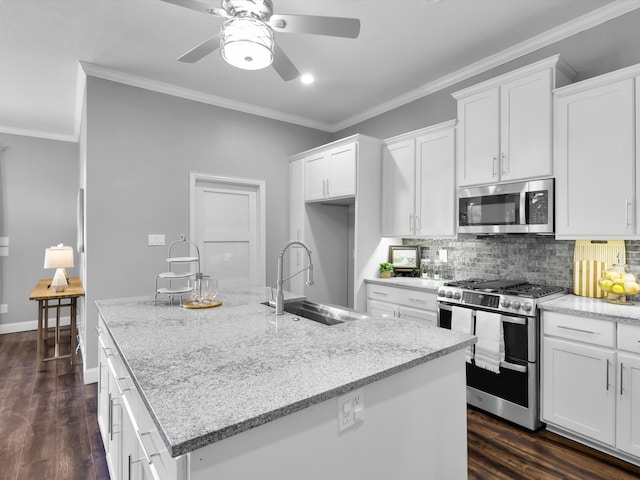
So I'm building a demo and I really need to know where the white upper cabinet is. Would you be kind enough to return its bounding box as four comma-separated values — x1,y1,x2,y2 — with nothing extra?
554,64,640,240
453,55,574,187
304,143,357,202
382,138,416,237
382,121,456,237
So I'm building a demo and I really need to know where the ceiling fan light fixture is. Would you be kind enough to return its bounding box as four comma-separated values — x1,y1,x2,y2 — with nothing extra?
221,16,274,71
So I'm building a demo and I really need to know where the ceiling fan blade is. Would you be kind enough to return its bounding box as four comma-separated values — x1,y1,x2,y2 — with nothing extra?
272,44,300,82
177,33,221,63
269,14,360,39
159,0,229,18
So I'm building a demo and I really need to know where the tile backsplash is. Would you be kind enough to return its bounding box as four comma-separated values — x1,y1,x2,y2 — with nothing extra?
403,237,640,290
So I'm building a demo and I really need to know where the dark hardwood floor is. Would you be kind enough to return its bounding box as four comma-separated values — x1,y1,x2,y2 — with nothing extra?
2,330,640,479
0,330,108,480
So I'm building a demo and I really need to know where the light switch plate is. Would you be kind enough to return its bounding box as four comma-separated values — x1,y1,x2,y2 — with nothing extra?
0,236,8,246
0,304,7,314
0,246,8,256
148,234,165,246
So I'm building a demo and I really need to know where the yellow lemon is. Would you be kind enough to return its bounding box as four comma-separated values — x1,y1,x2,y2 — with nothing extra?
624,281,640,294
600,279,614,291
612,284,625,294
606,271,622,281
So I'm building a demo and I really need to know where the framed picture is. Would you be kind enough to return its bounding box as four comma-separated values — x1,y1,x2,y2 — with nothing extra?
76,188,84,253
389,245,420,271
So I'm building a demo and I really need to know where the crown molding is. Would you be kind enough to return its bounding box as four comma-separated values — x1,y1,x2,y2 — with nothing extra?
331,0,640,132
80,62,333,132
0,125,77,143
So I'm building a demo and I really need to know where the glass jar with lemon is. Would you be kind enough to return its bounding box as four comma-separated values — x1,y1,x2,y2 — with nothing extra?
599,264,640,304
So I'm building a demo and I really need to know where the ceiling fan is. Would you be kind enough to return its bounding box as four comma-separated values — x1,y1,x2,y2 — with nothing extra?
161,0,361,81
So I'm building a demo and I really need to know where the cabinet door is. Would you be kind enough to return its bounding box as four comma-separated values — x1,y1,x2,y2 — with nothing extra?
304,152,328,201
617,352,640,458
542,337,615,446
415,127,456,237
327,143,357,199
367,298,398,318
107,363,123,480
288,159,305,295
500,69,553,181
381,139,416,236
554,78,636,238
98,336,111,448
456,87,500,186
399,305,437,326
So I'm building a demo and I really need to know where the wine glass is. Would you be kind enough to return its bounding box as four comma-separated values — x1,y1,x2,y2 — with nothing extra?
207,279,218,303
189,278,202,305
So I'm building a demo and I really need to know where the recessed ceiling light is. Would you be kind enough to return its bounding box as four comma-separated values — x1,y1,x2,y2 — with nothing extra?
300,74,315,85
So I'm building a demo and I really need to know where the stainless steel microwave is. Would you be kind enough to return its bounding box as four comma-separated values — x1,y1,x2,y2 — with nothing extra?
458,178,554,235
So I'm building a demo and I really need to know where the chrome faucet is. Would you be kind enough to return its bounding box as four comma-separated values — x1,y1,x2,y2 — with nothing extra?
276,240,314,315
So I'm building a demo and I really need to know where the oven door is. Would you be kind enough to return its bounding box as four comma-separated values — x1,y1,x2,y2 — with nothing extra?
437,302,536,408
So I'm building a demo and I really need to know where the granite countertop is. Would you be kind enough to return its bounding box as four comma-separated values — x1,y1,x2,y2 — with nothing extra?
365,277,448,292
539,294,640,325
96,286,475,458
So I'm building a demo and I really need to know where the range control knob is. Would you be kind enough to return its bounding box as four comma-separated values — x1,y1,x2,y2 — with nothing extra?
437,289,446,297
522,303,533,313
453,292,461,300
511,300,521,310
500,299,511,308
445,290,453,298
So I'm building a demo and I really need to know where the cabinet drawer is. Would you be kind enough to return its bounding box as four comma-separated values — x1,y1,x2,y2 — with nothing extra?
367,284,404,303
366,284,436,311
543,311,615,348
618,323,640,354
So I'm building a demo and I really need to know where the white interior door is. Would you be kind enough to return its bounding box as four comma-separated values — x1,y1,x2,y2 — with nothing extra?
191,174,265,288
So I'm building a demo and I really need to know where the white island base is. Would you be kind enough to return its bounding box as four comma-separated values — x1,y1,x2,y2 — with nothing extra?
188,350,467,480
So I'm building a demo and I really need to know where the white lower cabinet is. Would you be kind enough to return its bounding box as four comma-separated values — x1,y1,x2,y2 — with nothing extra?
98,316,182,480
542,336,615,446
542,311,640,465
617,323,640,458
366,284,437,326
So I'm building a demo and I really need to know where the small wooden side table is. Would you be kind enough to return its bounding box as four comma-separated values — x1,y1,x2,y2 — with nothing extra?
29,277,85,372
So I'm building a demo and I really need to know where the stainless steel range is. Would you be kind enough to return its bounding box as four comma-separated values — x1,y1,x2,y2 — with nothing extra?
437,279,565,430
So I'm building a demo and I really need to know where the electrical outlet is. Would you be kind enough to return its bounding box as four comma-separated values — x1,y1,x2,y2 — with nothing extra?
148,234,165,246
438,249,448,262
0,304,7,314
337,388,364,432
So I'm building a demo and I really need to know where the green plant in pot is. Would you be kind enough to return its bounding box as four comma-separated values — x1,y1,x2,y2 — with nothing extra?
379,262,394,278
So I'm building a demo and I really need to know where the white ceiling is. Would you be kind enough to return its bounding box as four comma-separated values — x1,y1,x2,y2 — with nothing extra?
1,0,638,141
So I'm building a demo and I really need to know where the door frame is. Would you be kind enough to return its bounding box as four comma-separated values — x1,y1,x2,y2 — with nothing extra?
189,172,267,285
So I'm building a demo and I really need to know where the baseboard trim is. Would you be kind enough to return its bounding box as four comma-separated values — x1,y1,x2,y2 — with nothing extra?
0,317,71,335
83,365,99,385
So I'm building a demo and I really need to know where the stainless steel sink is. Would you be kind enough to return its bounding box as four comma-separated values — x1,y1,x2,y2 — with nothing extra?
262,300,369,326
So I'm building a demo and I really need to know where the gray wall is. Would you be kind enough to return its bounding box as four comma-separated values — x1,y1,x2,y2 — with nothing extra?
82,77,331,370
0,133,79,328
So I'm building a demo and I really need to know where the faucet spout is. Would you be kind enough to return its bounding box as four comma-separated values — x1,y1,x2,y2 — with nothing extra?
276,240,313,315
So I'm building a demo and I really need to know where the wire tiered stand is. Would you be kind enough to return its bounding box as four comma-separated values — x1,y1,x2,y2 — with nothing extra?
154,236,200,306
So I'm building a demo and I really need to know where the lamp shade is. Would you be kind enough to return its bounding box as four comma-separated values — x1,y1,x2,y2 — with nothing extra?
221,16,274,70
44,244,74,269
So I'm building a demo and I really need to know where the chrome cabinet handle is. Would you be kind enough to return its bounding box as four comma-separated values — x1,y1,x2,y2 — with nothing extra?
325,179,329,198
626,198,632,227
492,156,498,177
620,363,624,396
372,291,388,296
501,152,508,176
415,215,421,234
606,358,610,391
557,325,598,335
407,297,426,304
409,214,414,233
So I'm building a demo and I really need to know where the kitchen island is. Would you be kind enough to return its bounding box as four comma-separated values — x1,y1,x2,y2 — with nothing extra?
96,286,476,480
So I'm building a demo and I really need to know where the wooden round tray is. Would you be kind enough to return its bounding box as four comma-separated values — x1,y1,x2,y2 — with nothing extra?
182,300,222,309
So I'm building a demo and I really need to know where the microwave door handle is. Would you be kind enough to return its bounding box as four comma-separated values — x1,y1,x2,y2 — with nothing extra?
520,192,527,225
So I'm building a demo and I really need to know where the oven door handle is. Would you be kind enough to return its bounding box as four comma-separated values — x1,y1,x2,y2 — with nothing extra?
499,361,527,373
500,315,527,325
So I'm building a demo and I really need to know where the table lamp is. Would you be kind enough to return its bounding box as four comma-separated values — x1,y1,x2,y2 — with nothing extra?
44,244,74,292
